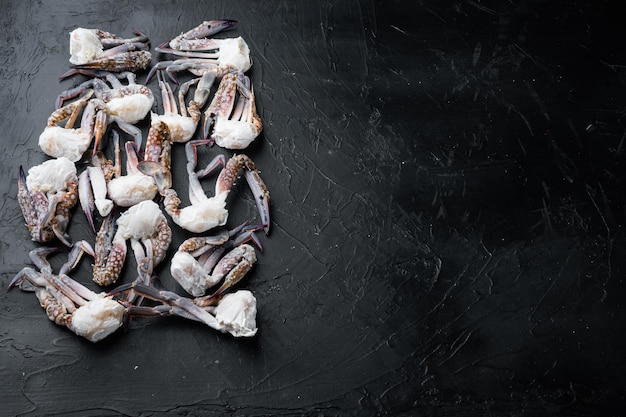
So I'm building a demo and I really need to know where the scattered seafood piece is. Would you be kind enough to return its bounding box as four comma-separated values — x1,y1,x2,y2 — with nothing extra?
204,71,262,149
93,200,171,287
9,243,226,342
149,70,207,143
109,283,258,337
8,242,125,342
78,130,158,232
39,92,106,162
18,157,78,246
146,19,250,84
57,71,154,127
203,290,258,337
78,137,121,232
106,134,158,208
62,28,151,76
171,223,262,297
136,121,173,193
161,140,270,234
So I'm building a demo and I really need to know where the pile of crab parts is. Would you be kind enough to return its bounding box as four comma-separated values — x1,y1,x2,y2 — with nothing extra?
11,20,271,343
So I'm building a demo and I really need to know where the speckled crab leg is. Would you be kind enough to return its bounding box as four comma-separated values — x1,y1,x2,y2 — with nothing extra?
156,19,237,55
136,122,172,193
93,214,127,287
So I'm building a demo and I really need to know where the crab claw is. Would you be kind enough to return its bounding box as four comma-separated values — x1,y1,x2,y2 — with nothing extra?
172,243,257,298
136,161,171,194
78,170,96,233
215,155,271,234
93,213,127,287
165,19,238,51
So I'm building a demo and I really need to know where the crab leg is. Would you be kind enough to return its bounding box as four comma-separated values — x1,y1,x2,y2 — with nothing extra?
98,29,150,47
69,50,152,73
59,240,95,276
93,214,127,287
109,282,221,329
17,166,43,242
215,154,271,234
136,122,173,193
166,19,237,51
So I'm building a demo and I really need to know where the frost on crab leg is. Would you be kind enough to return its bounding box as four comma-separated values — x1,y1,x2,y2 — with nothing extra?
18,157,78,246
203,71,262,149
171,223,262,297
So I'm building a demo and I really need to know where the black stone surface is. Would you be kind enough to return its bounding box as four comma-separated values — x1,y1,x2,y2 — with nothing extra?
1,1,625,415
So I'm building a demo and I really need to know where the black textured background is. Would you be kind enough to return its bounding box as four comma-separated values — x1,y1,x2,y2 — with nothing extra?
1,1,625,416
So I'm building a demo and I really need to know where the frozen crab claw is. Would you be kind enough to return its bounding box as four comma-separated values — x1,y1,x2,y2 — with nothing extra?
109,282,258,337
62,28,151,76
57,71,154,129
149,70,207,143
146,19,250,84
38,92,107,162
106,132,158,208
80,131,159,231
136,121,174,193
203,71,262,149
164,19,238,52
161,140,270,234
171,222,262,297
18,157,78,246
93,200,171,287
78,134,120,232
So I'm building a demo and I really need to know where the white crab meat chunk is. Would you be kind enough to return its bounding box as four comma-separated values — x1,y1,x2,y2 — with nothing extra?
171,195,228,233
69,28,104,65
107,173,157,207
213,290,257,337
212,120,259,149
39,127,92,163
217,37,252,73
170,251,220,297
116,200,163,239
26,157,76,193
107,95,155,125
150,112,197,143
67,294,125,343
